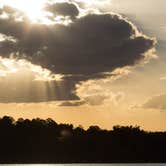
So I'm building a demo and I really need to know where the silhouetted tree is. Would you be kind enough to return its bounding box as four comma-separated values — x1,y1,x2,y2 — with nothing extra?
0,116,165,163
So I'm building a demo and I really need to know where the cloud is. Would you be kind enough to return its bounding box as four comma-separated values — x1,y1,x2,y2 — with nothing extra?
142,94,166,110
0,4,157,102
45,2,79,19
0,12,156,76
59,92,125,106
0,79,78,103
59,100,85,106
0,5,27,21
0,58,78,103
75,79,125,106
72,0,111,10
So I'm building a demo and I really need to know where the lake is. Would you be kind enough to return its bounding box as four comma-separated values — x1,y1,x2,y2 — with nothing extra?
1,164,166,166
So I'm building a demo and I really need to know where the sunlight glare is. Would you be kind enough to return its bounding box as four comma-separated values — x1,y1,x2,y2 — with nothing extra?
0,58,63,81
0,0,47,22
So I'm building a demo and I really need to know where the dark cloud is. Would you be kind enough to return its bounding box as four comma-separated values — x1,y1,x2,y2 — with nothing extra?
142,94,166,110
0,40,17,56
0,13,155,76
0,5,156,102
45,2,79,19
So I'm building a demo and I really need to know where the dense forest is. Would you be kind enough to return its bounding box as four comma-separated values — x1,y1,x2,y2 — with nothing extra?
0,116,166,163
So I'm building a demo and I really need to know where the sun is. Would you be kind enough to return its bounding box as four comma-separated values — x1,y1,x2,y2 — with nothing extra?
0,0,99,24
0,0,48,23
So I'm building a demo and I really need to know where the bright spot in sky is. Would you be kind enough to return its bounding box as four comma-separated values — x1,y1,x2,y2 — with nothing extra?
0,58,63,81
0,0,108,23
0,0,48,22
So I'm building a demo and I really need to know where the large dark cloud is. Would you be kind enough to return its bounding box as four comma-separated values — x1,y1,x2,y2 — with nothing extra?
45,2,79,19
0,13,155,75
0,5,156,102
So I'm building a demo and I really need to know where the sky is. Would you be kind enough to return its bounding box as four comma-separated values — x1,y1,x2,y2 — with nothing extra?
0,0,165,131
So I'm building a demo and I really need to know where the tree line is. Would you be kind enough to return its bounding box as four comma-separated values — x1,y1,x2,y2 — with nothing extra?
0,116,166,163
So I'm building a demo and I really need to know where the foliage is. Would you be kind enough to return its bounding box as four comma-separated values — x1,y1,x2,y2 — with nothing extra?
0,116,165,163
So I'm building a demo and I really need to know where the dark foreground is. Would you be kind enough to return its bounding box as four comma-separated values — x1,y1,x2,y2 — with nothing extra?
0,116,166,163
